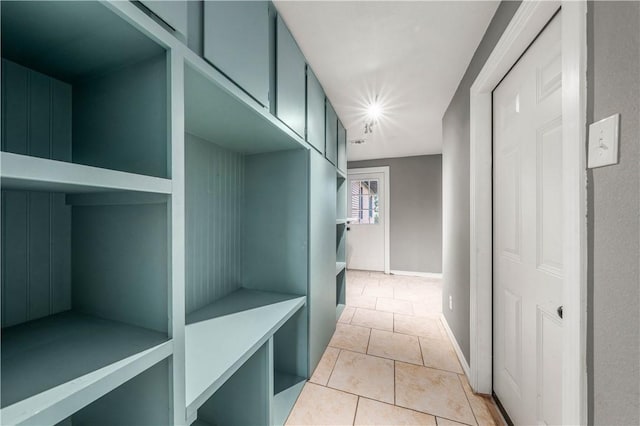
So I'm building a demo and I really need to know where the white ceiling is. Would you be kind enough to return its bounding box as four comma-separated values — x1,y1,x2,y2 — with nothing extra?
274,1,500,161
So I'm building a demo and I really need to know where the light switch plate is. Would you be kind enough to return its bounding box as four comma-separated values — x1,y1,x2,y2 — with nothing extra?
588,113,619,168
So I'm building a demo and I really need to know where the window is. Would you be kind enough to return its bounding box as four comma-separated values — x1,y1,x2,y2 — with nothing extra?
350,179,380,224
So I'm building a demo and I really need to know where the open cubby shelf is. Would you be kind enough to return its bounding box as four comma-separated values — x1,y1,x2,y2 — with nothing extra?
1,313,171,425
1,152,172,195
185,288,305,416
1,1,169,180
53,357,172,426
1,185,170,424
184,61,306,155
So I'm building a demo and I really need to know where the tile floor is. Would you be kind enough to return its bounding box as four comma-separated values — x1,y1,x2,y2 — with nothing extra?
286,270,505,426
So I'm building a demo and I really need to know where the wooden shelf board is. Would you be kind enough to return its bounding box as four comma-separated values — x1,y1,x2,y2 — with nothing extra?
336,262,346,275
273,372,305,426
0,312,171,425
336,219,347,225
1,152,172,194
185,288,306,417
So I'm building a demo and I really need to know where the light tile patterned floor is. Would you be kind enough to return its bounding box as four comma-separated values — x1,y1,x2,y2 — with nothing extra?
286,271,505,426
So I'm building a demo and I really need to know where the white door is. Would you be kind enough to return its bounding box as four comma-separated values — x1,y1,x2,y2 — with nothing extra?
347,169,386,271
493,13,563,426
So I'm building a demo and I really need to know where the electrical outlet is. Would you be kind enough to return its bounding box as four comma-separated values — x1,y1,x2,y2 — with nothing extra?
449,295,453,311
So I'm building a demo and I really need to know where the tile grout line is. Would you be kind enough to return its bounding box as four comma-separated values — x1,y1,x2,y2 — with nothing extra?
323,348,341,387
418,334,426,367
393,360,396,406
352,396,360,426
458,373,481,426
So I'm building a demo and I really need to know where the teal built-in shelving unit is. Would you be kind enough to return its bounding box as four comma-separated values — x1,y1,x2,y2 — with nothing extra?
0,1,347,425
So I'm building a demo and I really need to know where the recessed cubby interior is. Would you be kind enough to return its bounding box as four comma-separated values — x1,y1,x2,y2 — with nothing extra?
1,189,170,410
192,342,270,426
336,173,347,312
54,358,172,426
1,0,169,178
183,63,311,420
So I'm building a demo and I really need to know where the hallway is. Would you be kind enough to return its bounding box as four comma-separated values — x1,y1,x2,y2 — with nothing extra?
286,271,504,426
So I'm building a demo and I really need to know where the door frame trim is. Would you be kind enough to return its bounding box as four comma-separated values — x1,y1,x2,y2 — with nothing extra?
347,166,391,274
469,2,587,425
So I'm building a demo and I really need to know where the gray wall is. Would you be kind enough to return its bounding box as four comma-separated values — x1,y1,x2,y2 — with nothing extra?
588,2,640,425
441,1,521,362
442,1,640,423
348,155,442,274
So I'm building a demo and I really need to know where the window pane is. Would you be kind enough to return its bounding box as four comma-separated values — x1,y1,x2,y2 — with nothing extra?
349,179,381,224
372,210,380,224
369,180,378,195
351,181,360,195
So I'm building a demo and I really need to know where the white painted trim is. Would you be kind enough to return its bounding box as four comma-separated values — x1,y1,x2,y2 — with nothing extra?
440,314,471,380
347,166,391,274
468,2,587,425
389,270,443,279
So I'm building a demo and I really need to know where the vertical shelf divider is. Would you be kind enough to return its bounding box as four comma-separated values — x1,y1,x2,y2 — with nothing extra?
170,50,187,426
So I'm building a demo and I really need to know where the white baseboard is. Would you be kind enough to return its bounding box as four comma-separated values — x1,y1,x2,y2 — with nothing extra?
439,313,471,379
389,270,443,279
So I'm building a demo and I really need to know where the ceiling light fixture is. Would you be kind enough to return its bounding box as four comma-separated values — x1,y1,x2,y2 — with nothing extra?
366,100,383,121
364,96,383,135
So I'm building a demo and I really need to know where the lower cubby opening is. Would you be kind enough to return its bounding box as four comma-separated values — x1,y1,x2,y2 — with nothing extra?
273,308,307,426
54,358,172,426
336,270,346,319
184,289,305,418
192,342,270,426
183,133,310,424
1,189,170,420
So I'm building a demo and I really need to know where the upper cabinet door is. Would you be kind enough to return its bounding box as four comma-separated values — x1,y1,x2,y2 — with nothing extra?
204,1,270,107
337,120,347,173
325,101,337,166
139,1,188,38
276,15,305,138
306,67,325,154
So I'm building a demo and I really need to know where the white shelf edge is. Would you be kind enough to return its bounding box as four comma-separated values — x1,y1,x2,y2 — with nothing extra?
1,340,173,426
1,152,172,194
185,295,306,419
336,262,346,275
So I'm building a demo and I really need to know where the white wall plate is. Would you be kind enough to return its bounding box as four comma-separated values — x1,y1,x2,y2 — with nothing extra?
588,113,620,168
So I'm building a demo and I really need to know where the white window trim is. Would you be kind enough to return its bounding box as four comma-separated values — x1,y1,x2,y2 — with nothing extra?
468,2,587,425
347,166,391,274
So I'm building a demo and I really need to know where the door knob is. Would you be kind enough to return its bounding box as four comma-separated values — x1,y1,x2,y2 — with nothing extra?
557,305,563,319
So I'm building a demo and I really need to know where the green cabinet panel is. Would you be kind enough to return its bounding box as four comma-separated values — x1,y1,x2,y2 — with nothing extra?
308,150,337,372
276,15,306,138
139,0,188,38
337,120,347,173
325,101,338,166
204,1,271,107
306,67,325,154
